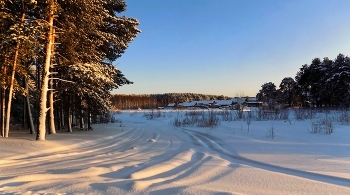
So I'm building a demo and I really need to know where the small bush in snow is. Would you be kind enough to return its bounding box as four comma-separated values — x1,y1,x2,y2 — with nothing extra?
308,122,322,134
185,110,204,116
173,110,220,128
294,108,305,120
266,123,276,139
308,117,333,134
173,114,182,127
337,109,350,125
197,110,220,128
235,108,244,120
220,109,233,121
294,108,315,120
320,117,333,134
279,109,289,121
244,111,253,132
144,109,162,119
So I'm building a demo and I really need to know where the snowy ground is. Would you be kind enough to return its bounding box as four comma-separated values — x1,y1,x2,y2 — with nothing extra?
0,109,350,195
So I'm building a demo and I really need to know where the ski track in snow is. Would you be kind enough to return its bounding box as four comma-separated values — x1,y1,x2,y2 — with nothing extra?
181,128,350,188
0,113,349,195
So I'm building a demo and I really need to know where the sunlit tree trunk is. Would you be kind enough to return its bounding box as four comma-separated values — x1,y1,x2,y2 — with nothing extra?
37,3,55,140
4,44,19,137
5,13,25,138
49,27,56,134
22,90,26,128
0,88,4,137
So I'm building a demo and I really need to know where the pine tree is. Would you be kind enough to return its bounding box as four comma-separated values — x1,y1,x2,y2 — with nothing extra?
256,82,277,108
278,77,296,106
0,0,42,137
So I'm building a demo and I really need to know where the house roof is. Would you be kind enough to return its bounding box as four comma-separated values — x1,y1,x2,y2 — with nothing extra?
178,102,196,107
194,100,215,105
247,97,257,102
213,100,233,106
231,98,246,104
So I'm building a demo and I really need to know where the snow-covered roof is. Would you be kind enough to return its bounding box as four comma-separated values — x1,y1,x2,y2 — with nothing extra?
167,103,175,107
231,98,246,104
178,102,196,107
247,97,257,102
194,100,215,105
213,100,233,106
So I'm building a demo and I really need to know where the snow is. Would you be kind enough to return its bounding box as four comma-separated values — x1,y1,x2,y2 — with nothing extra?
0,109,350,195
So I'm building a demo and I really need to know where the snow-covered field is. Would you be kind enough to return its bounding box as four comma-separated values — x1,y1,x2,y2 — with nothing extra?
0,109,350,195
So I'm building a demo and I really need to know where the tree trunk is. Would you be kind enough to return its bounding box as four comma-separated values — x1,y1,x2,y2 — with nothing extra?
56,103,61,130
60,103,64,128
24,78,35,134
5,41,20,137
79,97,84,130
0,88,4,137
49,82,56,134
79,110,84,130
5,8,26,137
48,26,56,134
26,95,35,134
87,107,92,130
36,5,55,140
23,90,26,129
66,94,72,132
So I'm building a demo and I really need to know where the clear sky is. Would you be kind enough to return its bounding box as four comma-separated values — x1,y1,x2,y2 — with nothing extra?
113,0,350,97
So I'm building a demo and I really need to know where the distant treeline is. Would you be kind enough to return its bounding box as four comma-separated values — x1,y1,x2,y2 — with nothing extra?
256,53,350,108
110,93,231,110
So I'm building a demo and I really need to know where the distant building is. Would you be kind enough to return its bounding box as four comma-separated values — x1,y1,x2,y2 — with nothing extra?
167,103,175,107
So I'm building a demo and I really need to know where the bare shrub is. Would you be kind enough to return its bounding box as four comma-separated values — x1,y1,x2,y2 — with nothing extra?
255,107,264,121
144,109,161,119
279,109,289,121
308,121,323,134
198,110,220,128
173,113,182,127
320,117,333,134
220,109,233,121
337,109,350,125
185,109,203,116
308,117,333,134
244,111,253,132
235,108,244,120
173,110,220,128
266,123,276,139
271,108,281,120
110,115,117,123
306,109,316,119
294,108,312,120
255,107,282,121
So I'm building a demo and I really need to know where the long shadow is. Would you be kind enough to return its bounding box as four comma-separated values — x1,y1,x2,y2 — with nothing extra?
183,128,350,188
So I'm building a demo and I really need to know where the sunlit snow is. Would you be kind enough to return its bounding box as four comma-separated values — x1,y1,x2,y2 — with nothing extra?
0,109,349,194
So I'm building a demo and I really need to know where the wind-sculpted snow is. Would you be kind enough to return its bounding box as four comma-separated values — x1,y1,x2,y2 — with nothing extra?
0,111,349,194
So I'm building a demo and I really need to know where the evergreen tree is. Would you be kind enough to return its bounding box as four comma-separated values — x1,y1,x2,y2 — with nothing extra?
34,0,140,140
329,54,350,106
256,82,277,108
278,77,296,106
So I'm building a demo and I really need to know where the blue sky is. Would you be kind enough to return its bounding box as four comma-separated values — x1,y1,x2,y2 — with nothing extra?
114,0,350,97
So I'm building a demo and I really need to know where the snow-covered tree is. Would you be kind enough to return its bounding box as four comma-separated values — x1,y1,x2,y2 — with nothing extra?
256,82,277,107
36,0,140,138
278,77,296,106
0,0,44,137
328,54,350,106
